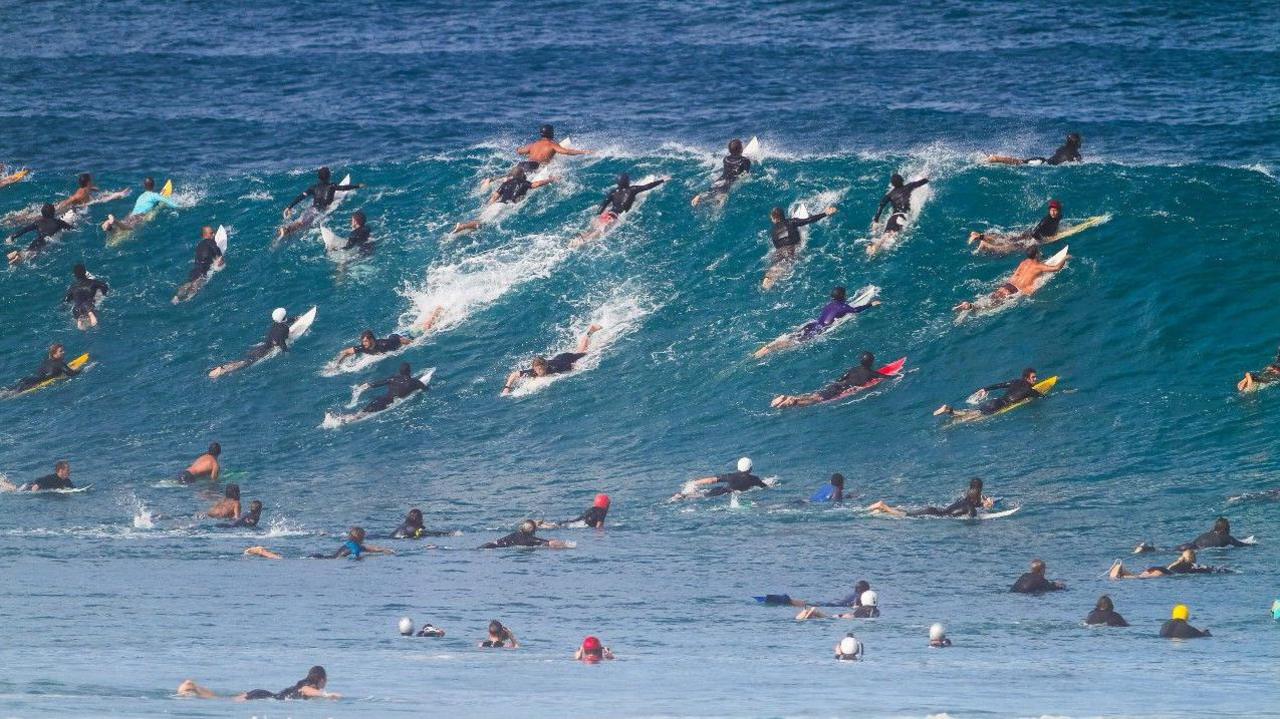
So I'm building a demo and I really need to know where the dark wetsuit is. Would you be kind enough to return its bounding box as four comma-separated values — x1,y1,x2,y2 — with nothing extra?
188,237,223,282
599,180,666,218
219,508,262,528
343,225,373,253
874,179,929,231
30,473,73,491
64,277,109,318
1085,608,1129,627
1026,142,1083,166
1029,214,1061,243
567,506,608,528
978,378,1040,414
246,320,292,363
362,372,427,413
1179,529,1250,550
711,154,751,193
818,364,883,401
289,180,358,213
481,531,549,549
521,352,584,377
799,299,874,340
391,522,450,539
770,213,827,250
1159,619,1210,639
15,357,78,392
849,605,879,619
496,177,533,204
706,471,767,497
10,216,73,253
351,335,404,356
243,678,321,701
1010,572,1064,593
907,494,979,519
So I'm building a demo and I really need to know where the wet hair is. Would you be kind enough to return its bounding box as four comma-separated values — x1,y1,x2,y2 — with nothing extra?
55,459,70,473
201,225,214,238
303,665,326,688
208,442,221,457
1178,548,1197,564
318,166,331,182
488,620,511,641
511,166,527,181
830,473,845,488
965,485,983,504
49,343,64,357
616,173,630,188
1095,594,1114,612
1030,559,1046,574
519,519,537,534
225,483,240,500
143,177,155,191
1213,516,1229,533
360,330,376,342
77,172,92,188
831,286,846,301
770,207,785,222
349,526,366,542
859,351,875,368
1022,367,1036,379
406,508,424,526
41,203,55,218
1026,246,1041,260
1067,132,1082,146
399,362,412,376
352,210,366,225
73,263,88,279
854,580,870,594
969,477,984,492
531,357,549,372
540,124,554,139
891,173,905,187
247,500,263,512
728,138,743,155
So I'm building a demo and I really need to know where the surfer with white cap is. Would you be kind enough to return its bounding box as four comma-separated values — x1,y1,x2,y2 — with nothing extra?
669,457,769,501
834,633,864,661
208,307,295,379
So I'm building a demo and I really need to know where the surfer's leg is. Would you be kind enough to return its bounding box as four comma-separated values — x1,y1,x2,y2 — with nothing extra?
177,680,218,698
244,546,282,559
452,221,481,234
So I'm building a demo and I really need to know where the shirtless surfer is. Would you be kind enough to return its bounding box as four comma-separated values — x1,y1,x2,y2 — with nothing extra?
952,246,1068,313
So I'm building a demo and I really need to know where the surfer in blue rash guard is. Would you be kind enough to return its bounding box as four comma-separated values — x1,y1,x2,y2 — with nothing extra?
691,138,752,207
873,174,929,233
100,177,178,232
245,526,393,560
277,167,363,240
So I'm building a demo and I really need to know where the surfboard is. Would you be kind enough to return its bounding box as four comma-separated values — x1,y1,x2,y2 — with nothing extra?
1046,215,1109,243
762,203,809,290
276,175,353,244
0,168,30,188
973,506,1021,520
11,353,90,397
955,246,1069,322
743,136,762,162
288,306,318,342
753,285,879,358
172,226,229,303
322,367,435,429
867,177,932,257
321,226,345,252
810,357,907,405
37,485,93,494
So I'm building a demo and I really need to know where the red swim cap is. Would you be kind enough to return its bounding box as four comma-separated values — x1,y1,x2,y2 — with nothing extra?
594,494,610,509
582,636,601,650
1048,199,1062,210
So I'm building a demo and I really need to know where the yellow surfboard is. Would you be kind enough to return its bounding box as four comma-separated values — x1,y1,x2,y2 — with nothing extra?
13,353,90,397
107,180,172,246
0,168,30,188
993,375,1058,415
1047,215,1108,243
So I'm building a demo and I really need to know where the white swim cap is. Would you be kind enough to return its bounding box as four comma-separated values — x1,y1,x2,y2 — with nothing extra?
929,623,946,641
737,457,752,472
838,635,862,659
861,590,878,607
272,307,287,323
398,617,414,636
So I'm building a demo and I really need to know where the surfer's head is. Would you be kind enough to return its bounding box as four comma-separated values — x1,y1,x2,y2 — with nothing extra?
859,351,875,368
352,210,366,227
1026,246,1041,260
831,286,846,301
737,457,753,473
143,177,155,191
73,263,88,280
1066,132,1082,147
930,623,947,641
225,483,240,500
510,165,527,181
830,473,845,489
54,460,70,479
201,225,214,239
1022,367,1037,381
246,499,262,515
1213,516,1230,533
530,356,550,376
1029,558,1046,575
398,362,412,376
728,138,743,156
969,477,984,493
519,520,537,535
77,173,92,188
360,330,376,348
208,442,221,457
317,166,331,182
580,635,603,659
540,124,554,139
837,633,862,660
616,173,630,188
891,173,905,188
272,307,287,323
1048,199,1061,216
405,508,424,527
41,203,55,219
770,206,785,222
348,526,366,543
48,343,65,359
1178,548,1197,564
1095,594,1115,612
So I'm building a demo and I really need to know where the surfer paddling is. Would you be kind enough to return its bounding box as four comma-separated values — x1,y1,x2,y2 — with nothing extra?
771,351,898,408
762,204,837,289
64,264,109,330
691,138,753,207
987,132,1083,166
754,286,879,358
1237,347,1280,392
952,246,1068,313
574,174,668,246
277,167,362,241
100,177,177,232
934,368,1043,419
502,325,601,395
969,199,1064,253
453,166,557,234
7,203,73,265
872,174,928,238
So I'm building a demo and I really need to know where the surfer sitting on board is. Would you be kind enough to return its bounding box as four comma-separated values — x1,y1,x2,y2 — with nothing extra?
7,203,73,265
873,174,929,234
100,177,177,232
64,264,109,330
8,343,80,394
934,368,1043,419
574,174,667,245
755,286,880,358
988,132,1083,166
1011,559,1066,593
669,457,769,501
1237,347,1280,392
453,166,557,234
358,363,429,414
691,138,752,207
177,442,221,483
969,199,1064,254
335,330,411,364
866,479,993,518
502,324,601,395
208,308,294,379
952,246,1068,312
277,167,362,240
771,351,888,408
16,460,75,491
340,210,373,252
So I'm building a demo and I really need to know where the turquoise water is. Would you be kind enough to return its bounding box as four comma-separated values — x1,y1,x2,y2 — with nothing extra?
1,2,1278,717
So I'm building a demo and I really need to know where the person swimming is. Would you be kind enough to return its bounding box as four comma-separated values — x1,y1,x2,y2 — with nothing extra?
100,177,178,232
8,343,81,394
1177,516,1251,550
333,330,411,366
205,483,241,520
453,166,557,234
178,442,222,483
63,264,109,330
502,325,601,394
480,519,571,549
761,579,872,610
834,633,864,661
761,205,837,285
969,199,1064,253
391,508,451,539
951,247,1069,313
538,493,611,529
1159,604,1211,639
358,363,428,414
753,286,880,358
415,622,446,637
1010,559,1066,593
988,133,1083,166
574,174,668,244
1085,594,1129,627
873,173,929,234
19,460,75,491
177,665,340,701
809,473,846,503
245,526,393,560
670,457,768,500
208,308,294,379
339,210,374,252
515,124,592,169
217,500,263,529
479,619,519,649
1109,548,1230,579
7,203,74,265
772,351,892,408
928,623,952,648
575,635,615,662
691,138,753,207
277,167,362,240
866,478,993,518
934,368,1044,419
1237,346,1280,392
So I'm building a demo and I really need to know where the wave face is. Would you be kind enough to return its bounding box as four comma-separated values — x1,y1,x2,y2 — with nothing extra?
1,2,1278,717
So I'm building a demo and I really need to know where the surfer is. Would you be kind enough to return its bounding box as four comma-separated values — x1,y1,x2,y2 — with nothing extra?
189,225,226,282
246,526,392,560
934,368,1044,418
177,442,221,483
873,174,929,234
691,138,752,207
177,665,340,701
502,324,601,395
515,124,591,169
763,205,838,284
865,481,992,518
7,204,74,265
1160,604,1210,639
61,264,109,330
929,624,952,647
453,167,557,234
754,286,880,358
1010,559,1066,593
758,580,873,609
1108,548,1229,579
208,308,294,379
205,484,241,519
796,591,880,620
771,351,893,408
952,245,1068,311
1177,516,1251,549
810,473,846,503
1237,347,1280,392
968,200,1063,253
8,343,80,394
576,635,614,662
834,633,864,660
277,167,362,240
336,210,373,253
55,173,128,212
479,519,572,549
358,363,429,414
19,460,74,491
537,493,611,529
669,457,768,501
479,620,519,649
988,133,1084,166
334,330,411,364
100,177,177,232
218,500,263,528
573,174,668,245
1085,595,1129,627
391,508,451,539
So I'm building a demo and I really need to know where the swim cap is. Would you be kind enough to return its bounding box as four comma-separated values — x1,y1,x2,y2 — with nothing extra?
859,351,874,368
399,617,414,636
1171,604,1189,621
737,457,753,472
318,166,331,181
929,623,946,641
837,635,862,659
399,362,412,376
860,590,878,607
891,173,904,187
272,307,287,323
593,493,611,509
519,519,537,534
1048,199,1062,210
728,138,743,155
582,635,601,650
540,124,554,139
831,286,846,301
73,263,87,279
617,173,630,187
41,203,55,218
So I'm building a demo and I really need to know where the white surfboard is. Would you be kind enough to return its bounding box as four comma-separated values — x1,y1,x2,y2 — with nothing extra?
322,367,435,429
288,306,318,342
743,136,762,163
956,245,1070,322
327,174,355,216
321,226,345,252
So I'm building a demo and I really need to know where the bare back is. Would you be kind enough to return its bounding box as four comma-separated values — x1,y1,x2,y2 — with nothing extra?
520,139,567,164
1009,259,1054,294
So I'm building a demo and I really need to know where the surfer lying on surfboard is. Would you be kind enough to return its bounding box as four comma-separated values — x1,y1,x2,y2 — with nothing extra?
873,174,928,235
208,307,304,379
771,352,903,408
866,478,994,518
277,167,362,241
1108,548,1231,579
952,246,1068,313
357,363,429,415
987,132,1083,166
7,203,74,265
64,264,109,330
691,138,753,207
502,324,601,395
934,368,1046,419
100,177,177,232
754,286,880,358
574,174,667,246
1237,346,1280,392
500,124,591,179
453,166,556,234
7,460,76,492
4,343,81,396
968,199,1065,253
762,204,837,290
669,457,770,501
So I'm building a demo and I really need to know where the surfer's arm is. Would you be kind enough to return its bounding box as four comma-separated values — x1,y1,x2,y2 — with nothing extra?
980,381,1013,392
486,189,501,204
333,183,363,191
873,193,891,222
362,542,394,555
632,179,666,194
284,190,310,211
366,378,391,390
62,362,80,377
516,143,532,156
1227,535,1249,547
907,178,929,190
530,178,555,189
338,346,359,359
793,208,836,228
155,194,179,209
8,223,37,241
1035,260,1066,272
552,142,589,156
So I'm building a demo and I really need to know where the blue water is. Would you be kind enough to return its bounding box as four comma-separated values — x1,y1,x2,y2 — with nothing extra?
1,2,1278,717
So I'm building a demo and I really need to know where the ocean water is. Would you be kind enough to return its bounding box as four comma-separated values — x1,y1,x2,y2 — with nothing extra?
1,2,1279,717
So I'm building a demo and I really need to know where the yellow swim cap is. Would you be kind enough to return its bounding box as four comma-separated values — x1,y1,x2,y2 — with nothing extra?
1171,604,1189,621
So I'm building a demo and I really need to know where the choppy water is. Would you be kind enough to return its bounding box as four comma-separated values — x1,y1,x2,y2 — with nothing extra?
1,2,1278,717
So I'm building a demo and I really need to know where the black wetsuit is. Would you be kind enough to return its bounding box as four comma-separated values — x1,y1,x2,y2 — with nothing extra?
496,177,533,203
849,605,879,619
1159,619,1210,639
567,506,608,528
246,320,292,363
770,213,827,250
64,277,109,318
289,180,358,213
711,154,751,193
874,179,929,231
1085,608,1129,627
599,180,666,216
1029,214,1061,242
352,335,404,356
343,225,372,252
30,473,73,490
480,531,549,549
521,352,584,377
1010,572,1064,593
11,216,73,253
1179,529,1250,550
818,365,883,401
362,372,427,413
391,522,450,539
1027,142,1083,166
978,378,1041,414
219,508,262,528
908,494,979,519
706,471,767,497
15,357,78,392
188,237,223,281
243,678,320,701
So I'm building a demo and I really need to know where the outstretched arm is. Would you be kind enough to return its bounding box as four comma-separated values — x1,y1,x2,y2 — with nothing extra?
552,142,589,156
284,190,310,212
576,324,602,353
793,207,837,227
907,178,929,190
333,183,363,192
502,370,522,394
530,177,556,189
632,178,666,194
8,224,37,241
